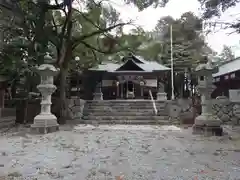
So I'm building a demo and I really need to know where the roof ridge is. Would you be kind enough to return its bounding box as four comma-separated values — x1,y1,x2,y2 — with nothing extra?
220,56,240,66
101,61,121,64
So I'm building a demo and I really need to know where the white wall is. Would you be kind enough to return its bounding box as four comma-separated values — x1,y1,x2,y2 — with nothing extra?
102,80,114,87
229,89,240,102
102,79,158,87
145,79,157,87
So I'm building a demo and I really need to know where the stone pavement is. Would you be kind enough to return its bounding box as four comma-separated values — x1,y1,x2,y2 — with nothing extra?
0,125,239,180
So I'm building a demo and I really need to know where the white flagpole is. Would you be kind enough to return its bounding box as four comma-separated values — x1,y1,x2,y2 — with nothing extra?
170,25,175,100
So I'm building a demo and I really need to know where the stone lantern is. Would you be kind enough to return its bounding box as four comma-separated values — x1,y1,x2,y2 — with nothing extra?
31,53,59,133
192,60,223,136
157,82,167,101
93,82,103,100
139,80,145,98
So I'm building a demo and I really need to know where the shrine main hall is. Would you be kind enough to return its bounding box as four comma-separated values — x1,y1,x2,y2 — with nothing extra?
86,54,170,100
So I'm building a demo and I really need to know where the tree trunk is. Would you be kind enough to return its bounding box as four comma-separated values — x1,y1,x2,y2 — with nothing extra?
56,2,73,124
58,67,68,124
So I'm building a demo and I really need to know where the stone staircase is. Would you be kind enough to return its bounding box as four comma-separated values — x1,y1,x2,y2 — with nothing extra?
81,100,169,125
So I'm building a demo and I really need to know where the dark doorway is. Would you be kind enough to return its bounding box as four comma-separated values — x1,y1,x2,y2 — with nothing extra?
122,81,134,98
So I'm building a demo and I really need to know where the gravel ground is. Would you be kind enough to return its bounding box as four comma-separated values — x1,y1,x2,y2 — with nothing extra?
0,124,240,180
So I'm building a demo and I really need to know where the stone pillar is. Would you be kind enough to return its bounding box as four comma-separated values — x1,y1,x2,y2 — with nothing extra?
157,82,167,101
121,83,123,98
192,60,223,136
31,53,59,134
140,81,144,99
116,81,119,98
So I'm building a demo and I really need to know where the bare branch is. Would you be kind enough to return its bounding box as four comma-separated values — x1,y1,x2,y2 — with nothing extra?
72,22,131,48
90,48,98,61
227,29,238,35
80,40,130,54
46,2,65,10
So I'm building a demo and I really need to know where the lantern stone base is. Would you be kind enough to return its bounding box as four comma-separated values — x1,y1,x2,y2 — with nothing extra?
192,125,223,136
31,114,59,134
93,93,103,100
157,92,167,101
192,113,223,136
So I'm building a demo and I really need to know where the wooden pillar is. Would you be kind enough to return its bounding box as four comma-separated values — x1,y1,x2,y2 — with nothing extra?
116,82,119,98
0,88,5,109
121,83,123,98
126,81,128,98
133,83,135,98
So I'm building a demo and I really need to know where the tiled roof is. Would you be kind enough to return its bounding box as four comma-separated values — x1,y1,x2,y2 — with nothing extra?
213,57,240,77
89,54,170,72
89,63,121,72
138,61,170,71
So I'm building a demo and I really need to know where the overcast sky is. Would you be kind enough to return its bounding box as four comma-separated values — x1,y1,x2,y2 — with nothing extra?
111,0,240,56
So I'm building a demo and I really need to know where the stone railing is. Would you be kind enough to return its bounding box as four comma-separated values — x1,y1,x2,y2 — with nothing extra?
149,90,157,115
67,97,85,120
65,97,240,125
164,97,240,125
51,97,86,120
165,99,196,124
212,98,240,125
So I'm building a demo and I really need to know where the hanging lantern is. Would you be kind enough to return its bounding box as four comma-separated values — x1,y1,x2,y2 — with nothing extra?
140,81,145,86
112,80,115,86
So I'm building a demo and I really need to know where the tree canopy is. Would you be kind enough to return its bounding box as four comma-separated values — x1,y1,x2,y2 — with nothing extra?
213,45,236,66
198,0,240,32
220,45,235,61
135,12,208,72
0,0,169,69
198,0,239,18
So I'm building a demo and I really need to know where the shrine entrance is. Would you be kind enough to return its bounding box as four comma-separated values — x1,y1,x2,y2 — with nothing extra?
121,81,135,99
115,75,146,99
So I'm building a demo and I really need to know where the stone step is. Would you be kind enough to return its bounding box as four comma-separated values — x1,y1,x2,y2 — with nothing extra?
83,112,168,116
79,119,169,125
84,108,158,112
84,109,167,114
86,104,166,107
86,101,167,105
83,115,169,119
85,105,166,108
0,116,15,122
86,100,167,103
85,106,166,110
83,113,155,116
85,110,165,114
83,100,169,125
86,102,166,105
83,108,166,112
84,111,167,116
86,105,167,107
83,115,167,121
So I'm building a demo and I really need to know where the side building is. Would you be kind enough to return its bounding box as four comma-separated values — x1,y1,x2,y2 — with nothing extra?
212,57,240,98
